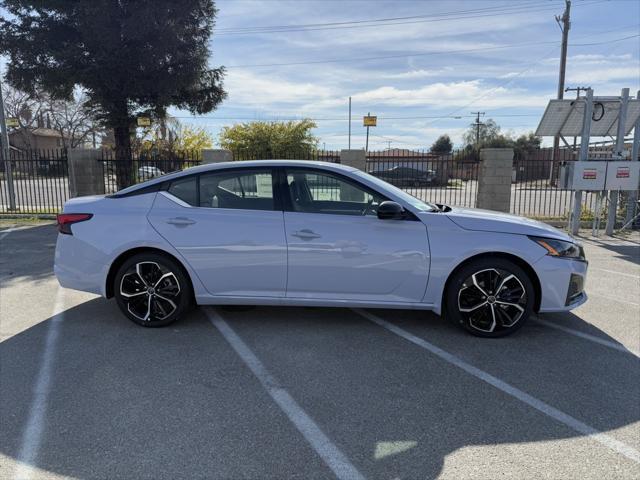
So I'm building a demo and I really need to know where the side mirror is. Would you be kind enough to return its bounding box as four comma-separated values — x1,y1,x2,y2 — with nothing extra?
377,201,405,220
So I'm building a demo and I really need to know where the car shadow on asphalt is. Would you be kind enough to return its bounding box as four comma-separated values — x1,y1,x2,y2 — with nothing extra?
2,298,639,479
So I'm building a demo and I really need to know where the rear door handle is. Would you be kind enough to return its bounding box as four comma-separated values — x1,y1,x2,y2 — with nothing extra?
166,217,196,226
291,229,321,240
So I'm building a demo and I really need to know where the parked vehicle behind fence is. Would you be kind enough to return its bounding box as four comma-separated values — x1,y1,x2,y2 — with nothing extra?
370,166,437,187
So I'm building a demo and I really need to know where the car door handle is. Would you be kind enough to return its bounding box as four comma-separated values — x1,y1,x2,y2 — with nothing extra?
166,217,196,226
291,229,321,240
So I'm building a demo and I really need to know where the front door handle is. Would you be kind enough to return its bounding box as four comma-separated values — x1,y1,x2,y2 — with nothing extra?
291,229,321,240
166,217,196,226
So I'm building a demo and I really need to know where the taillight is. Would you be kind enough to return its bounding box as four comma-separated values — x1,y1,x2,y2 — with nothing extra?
57,213,93,235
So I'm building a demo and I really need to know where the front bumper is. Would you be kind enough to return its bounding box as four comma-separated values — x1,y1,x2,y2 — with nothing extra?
534,255,588,313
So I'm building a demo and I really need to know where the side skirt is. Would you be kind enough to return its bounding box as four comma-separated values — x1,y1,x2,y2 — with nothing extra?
194,294,436,311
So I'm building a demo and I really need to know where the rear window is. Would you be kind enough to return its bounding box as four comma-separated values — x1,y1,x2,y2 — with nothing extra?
168,176,198,206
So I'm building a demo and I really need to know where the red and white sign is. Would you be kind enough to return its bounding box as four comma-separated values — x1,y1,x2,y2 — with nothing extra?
616,166,630,178
582,169,598,180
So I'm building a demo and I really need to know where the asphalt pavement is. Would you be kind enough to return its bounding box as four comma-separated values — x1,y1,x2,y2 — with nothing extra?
1,222,639,479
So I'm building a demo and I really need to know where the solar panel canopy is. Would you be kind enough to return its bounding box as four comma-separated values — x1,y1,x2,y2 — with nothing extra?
535,99,640,137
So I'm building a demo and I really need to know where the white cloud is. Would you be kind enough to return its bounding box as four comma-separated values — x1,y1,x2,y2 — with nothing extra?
225,70,334,106
316,80,552,109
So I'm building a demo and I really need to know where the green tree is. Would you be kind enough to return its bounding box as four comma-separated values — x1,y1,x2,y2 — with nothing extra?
430,134,453,154
462,118,501,147
219,119,318,157
1,0,226,186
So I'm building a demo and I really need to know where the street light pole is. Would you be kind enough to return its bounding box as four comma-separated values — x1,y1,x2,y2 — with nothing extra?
0,79,17,211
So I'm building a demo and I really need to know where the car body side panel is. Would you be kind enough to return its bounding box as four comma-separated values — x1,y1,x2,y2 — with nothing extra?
54,192,209,298
283,211,430,302
147,193,288,297
419,213,550,315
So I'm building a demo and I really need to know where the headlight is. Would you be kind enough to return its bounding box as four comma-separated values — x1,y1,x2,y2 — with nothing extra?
529,236,585,260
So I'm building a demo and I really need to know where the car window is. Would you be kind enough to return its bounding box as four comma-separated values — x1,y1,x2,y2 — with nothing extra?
199,169,274,211
167,176,198,206
286,169,386,216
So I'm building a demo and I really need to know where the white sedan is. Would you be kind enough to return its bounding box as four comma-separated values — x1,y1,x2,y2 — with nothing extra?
54,160,587,337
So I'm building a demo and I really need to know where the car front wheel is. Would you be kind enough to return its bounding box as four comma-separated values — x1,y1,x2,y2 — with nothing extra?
445,258,534,337
114,253,192,327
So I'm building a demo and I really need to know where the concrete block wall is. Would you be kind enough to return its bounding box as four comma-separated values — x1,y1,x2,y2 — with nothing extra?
68,149,105,197
339,149,366,171
476,148,514,212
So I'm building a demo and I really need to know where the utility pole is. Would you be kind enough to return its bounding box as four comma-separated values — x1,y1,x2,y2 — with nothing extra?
471,111,485,148
0,79,17,211
348,96,352,149
552,0,571,155
365,111,370,152
387,140,392,150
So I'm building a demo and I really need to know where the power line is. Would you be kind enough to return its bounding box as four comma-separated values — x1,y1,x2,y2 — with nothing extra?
216,1,606,35
227,33,639,68
170,113,541,122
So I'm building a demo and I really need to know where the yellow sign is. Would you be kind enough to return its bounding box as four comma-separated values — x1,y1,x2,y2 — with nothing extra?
363,115,377,127
6,118,19,127
137,117,151,127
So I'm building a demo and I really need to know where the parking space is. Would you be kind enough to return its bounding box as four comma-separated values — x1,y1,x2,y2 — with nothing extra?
1,223,639,479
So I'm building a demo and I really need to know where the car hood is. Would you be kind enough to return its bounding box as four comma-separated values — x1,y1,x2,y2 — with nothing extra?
444,207,573,241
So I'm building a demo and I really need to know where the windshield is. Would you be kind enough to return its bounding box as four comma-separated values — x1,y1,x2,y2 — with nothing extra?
353,170,440,212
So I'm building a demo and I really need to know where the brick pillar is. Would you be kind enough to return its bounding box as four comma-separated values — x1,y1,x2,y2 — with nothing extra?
202,149,233,164
476,148,514,212
68,149,105,197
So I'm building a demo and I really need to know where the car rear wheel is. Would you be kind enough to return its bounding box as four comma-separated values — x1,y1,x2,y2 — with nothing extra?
445,258,534,337
114,253,192,327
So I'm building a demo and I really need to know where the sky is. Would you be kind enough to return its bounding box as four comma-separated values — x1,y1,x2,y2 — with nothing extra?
1,0,638,150
170,0,640,150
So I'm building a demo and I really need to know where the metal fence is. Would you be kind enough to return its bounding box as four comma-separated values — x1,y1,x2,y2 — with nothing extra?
511,148,639,224
231,149,341,162
0,149,69,214
366,149,480,208
100,149,202,193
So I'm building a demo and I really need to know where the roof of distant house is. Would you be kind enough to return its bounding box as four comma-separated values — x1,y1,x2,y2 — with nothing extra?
9,127,63,138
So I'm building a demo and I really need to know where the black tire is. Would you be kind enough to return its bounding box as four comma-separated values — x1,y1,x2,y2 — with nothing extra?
445,257,534,338
114,252,192,327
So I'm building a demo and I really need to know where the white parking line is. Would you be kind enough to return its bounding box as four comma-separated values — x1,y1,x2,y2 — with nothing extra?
0,226,31,241
206,308,365,480
587,292,640,307
13,287,65,480
534,318,640,357
590,268,639,279
354,309,640,465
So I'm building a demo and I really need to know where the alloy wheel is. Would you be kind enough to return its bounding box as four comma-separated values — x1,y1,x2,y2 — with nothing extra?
119,261,181,322
457,268,526,333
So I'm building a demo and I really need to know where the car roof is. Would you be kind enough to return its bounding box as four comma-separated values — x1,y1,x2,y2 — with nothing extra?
114,159,358,196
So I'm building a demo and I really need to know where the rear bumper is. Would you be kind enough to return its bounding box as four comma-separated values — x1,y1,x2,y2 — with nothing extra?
54,233,105,296
534,255,588,313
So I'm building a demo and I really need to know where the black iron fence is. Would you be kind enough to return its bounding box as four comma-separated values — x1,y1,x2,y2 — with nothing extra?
231,149,341,162
1,146,637,227
0,149,69,214
511,148,639,224
366,149,480,208
100,149,202,193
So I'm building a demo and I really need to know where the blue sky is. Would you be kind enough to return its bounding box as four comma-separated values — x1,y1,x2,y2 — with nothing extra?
172,0,640,149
